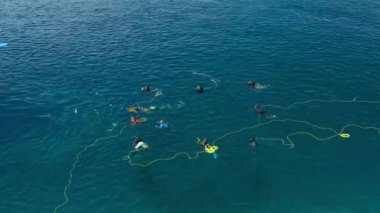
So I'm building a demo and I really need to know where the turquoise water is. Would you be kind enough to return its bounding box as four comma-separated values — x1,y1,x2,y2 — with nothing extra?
1,0,380,212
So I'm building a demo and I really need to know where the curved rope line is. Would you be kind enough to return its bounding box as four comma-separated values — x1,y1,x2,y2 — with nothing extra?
123,150,206,167
260,99,380,110
54,99,380,212
53,125,128,213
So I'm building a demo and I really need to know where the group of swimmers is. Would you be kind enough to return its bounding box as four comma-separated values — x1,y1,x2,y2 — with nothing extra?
132,80,271,151
129,85,171,149
197,136,257,150
135,136,256,152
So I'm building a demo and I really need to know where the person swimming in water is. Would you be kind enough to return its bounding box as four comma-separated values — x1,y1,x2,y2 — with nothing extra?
156,120,169,129
130,115,142,125
127,106,149,113
141,85,150,93
154,90,163,97
197,137,210,149
134,137,149,150
254,105,276,119
249,137,258,148
248,80,256,88
248,80,267,90
195,85,204,93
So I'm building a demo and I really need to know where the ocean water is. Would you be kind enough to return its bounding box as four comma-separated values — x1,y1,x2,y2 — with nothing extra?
1,0,380,212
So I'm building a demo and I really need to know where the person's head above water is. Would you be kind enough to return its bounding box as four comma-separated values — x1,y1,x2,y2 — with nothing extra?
156,120,168,129
134,137,148,149
248,80,256,88
141,85,150,92
134,137,143,144
195,85,204,93
249,137,257,148
254,105,263,113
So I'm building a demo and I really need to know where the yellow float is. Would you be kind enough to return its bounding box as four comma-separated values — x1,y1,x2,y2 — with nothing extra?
205,146,218,154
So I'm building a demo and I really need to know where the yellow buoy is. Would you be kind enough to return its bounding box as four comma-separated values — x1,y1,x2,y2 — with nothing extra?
205,146,219,154
339,133,350,138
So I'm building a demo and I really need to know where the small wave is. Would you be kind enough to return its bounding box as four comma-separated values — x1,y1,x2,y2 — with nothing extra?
255,83,269,90
34,113,53,118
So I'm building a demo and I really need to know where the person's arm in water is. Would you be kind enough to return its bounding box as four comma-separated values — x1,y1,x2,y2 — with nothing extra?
134,137,143,144
196,137,202,144
196,137,209,148
202,138,210,148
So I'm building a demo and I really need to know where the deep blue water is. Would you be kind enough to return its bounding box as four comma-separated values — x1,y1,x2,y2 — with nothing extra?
1,0,380,212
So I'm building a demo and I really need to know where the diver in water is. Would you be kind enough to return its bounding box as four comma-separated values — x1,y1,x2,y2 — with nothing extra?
195,85,204,93
134,137,149,150
141,85,150,93
254,105,276,119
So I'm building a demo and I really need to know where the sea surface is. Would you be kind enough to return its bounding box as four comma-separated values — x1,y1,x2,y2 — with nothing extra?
1,0,380,212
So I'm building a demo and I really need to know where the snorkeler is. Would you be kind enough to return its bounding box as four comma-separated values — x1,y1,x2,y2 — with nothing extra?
134,137,149,150
247,80,256,88
249,137,257,148
195,85,204,93
141,85,150,93
197,137,218,157
156,120,169,129
254,105,276,119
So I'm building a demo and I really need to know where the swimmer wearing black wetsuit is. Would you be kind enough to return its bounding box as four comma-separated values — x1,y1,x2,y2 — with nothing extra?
195,85,204,93
202,138,210,148
248,80,256,88
134,137,143,144
249,137,257,148
134,137,148,150
141,85,150,93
